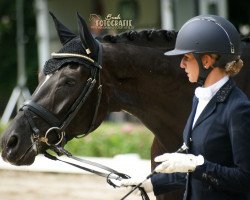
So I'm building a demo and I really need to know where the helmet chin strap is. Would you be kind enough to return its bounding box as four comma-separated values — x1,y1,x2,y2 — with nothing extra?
193,53,213,87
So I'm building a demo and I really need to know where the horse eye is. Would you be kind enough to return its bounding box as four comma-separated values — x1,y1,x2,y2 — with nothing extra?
65,79,76,86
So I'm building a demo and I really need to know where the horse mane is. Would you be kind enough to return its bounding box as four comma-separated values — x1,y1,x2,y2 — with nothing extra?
99,29,177,48
100,29,250,48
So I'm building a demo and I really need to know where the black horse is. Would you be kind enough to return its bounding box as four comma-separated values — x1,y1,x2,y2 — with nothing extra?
1,13,250,200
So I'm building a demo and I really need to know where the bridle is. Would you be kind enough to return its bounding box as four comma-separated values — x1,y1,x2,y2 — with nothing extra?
21,42,103,148
19,42,150,200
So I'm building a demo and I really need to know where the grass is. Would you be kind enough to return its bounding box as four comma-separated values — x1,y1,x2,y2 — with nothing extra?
0,122,154,159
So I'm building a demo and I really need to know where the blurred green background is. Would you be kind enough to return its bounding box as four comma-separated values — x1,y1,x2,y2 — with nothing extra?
65,122,153,159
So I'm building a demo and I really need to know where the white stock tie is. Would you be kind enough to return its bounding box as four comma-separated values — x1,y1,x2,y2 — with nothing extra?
192,76,229,128
194,87,213,101
192,87,213,128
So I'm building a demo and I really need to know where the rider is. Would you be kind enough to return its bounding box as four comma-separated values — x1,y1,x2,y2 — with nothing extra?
121,15,250,200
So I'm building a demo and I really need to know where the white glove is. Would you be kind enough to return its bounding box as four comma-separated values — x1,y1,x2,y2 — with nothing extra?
154,153,204,173
120,177,153,195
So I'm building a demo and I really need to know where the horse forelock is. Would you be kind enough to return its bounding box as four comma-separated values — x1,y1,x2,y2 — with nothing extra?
100,29,177,48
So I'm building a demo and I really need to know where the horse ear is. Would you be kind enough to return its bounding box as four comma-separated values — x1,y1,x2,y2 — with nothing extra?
49,12,76,45
76,12,99,58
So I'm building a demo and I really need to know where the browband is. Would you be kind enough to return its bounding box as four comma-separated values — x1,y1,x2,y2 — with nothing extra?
51,52,102,69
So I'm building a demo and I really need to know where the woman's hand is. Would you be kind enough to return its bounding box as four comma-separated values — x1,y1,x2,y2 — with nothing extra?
154,153,204,173
120,177,153,195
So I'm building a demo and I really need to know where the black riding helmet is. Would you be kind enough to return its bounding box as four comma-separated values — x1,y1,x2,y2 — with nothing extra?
165,15,241,86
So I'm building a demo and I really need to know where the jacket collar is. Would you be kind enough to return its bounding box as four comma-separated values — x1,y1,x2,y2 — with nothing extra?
215,78,235,103
183,78,236,149
192,78,235,129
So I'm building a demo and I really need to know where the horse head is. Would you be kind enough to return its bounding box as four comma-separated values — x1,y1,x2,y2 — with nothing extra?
1,13,108,165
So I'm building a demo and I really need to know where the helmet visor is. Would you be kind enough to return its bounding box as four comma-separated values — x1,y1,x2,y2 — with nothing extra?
164,49,193,56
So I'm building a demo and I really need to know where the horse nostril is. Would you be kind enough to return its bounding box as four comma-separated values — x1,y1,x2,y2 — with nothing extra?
7,135,18,149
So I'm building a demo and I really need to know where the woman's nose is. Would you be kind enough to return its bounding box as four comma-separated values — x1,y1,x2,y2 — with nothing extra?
180,59,185,69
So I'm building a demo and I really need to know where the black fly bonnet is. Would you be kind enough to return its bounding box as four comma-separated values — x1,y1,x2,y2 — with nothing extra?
43,36,101,75
44,11,101,76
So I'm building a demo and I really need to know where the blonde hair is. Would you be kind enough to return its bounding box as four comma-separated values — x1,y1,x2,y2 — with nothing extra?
225,57,244,76
210,54,243,76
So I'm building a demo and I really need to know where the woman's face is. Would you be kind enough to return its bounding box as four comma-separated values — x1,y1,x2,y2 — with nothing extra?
180,53,199,83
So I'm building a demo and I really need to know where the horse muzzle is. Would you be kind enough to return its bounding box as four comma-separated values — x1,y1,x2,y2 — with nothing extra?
1,130,38,166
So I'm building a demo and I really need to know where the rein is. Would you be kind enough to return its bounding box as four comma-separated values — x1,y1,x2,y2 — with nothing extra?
44,144,130,188
44,144,150,200
19,42,150,200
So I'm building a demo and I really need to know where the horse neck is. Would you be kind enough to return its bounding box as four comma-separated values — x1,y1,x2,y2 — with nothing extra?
101,42,194,148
